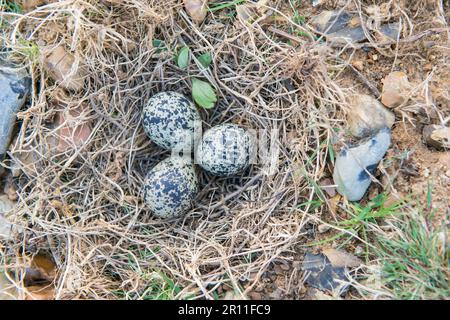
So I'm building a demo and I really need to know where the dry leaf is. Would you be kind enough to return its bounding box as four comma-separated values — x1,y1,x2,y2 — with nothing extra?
10,135,38,177
184,0,208,23
322,248,362,268
319,178,336,197
25,285,55,300
236,4,256,22
24,254,57,285
43,46,86,91
55,107,92,153
236,0,268,23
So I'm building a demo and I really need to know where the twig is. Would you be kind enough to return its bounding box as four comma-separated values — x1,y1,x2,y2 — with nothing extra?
348,64,381,98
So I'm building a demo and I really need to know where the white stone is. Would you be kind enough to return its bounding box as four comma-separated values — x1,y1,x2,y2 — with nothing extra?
333,128,391,201
0,195,16,240
347,94,395,138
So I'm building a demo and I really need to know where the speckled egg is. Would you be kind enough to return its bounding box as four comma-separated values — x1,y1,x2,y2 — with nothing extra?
196,124,254,176
142,91,201,151
143,157,199,218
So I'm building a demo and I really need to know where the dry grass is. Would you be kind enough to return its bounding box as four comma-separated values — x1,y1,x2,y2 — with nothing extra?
0,0,448,300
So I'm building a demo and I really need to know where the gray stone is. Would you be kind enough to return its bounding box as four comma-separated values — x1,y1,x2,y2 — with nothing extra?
333,128,391,201
302,252,350,294
0,61,31,157
347,94,395,138
312,12,401,45
311,11,366,44
328,26,366,44
379,22,400,40
423,125,449,150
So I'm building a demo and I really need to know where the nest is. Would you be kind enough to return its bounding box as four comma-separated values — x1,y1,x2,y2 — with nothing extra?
0,0,352,299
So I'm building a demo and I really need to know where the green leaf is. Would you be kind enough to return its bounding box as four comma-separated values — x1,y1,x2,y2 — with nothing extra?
192,78,217,109
198,53,212,68
177,46,190,69
152,39,166,53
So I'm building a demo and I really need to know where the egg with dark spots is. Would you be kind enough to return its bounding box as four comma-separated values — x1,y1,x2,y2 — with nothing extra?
143,157,199,218
142,92,201,151
196,124,254,176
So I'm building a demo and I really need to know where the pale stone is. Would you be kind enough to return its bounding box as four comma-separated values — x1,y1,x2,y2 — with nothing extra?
381,71,411,108
333,128,391,201
0,61,31,157
347,94,395,138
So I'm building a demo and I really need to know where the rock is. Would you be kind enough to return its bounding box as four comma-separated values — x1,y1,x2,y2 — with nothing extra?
43,46,85,91
347,94,395,138
0,195,16,240
302,251,352,294
312,12,401,46
423,125,450,150
318,224,331,233
3,178,18,201
184,0,208,24
381,71,411,108
332,128,391,201
311,11,366,44
268,288,283,299
351,60,364,71
379,22,400,40
322,248,362,268
0,61,31,158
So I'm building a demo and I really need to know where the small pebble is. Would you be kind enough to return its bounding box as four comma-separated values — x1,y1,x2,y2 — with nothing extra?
422,124,449,150
381,71,411,108
351,60,364,71
318,224,331,233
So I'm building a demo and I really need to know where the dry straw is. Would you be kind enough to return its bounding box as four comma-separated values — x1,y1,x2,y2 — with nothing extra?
1,0,447,299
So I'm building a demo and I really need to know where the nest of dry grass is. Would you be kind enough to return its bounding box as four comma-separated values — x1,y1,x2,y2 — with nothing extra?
1,0,447,300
